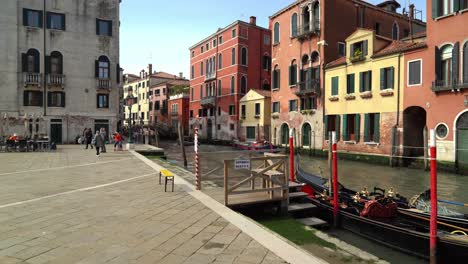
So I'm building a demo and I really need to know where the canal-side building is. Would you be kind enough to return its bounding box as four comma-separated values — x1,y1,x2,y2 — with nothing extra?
269,0,425,149
325,28,425,156
238,90,271,142
403,0,468,170
168,91,190,136
149,79,189,129
0,0,121,143
188,17,271,141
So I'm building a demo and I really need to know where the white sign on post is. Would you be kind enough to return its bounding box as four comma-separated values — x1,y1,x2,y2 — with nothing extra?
234,159,251,170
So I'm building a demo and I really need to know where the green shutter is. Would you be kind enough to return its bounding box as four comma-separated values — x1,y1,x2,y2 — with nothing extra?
389,67,394,89
454,0,460,12
289,66,293,85
355,114,360,142
293,65,297,85
350,74,355,93
363,40,368,56
359,72,364,92
335,115,341,141
380,68,385,90
278,69,281,89
342,114,348,141
364,113,370,142
324,116,329,140
432,0,439,19
332,77,338,96
374,113,380,143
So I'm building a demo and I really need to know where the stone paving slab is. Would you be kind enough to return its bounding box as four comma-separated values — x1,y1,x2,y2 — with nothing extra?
0,146,290,264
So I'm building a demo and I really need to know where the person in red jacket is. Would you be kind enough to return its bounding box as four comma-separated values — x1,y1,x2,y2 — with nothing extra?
113,132,122,151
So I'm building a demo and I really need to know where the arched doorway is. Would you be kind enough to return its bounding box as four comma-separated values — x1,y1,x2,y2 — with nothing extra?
207,119,213,141
403,106,427,162
302,123,311,147
456,111,468,170
281,123,289,145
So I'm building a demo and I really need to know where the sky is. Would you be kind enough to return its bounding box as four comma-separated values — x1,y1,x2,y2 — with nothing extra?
120,0,426,78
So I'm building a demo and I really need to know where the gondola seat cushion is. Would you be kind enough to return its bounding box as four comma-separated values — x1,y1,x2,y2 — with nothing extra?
361,199,397,218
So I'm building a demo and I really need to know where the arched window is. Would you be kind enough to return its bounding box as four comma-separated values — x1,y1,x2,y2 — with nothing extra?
206,59,209,74
392,23,399,40
302,6,310,32
291,13,298,37
200,61,204,75
463,42,468,83
301,54,309,66
218,54,222,69
230,76,235,94
440,44,453,86
218,79,222,96
313,2,320,30
274,22,280,44
50,51,63,74
281,123,289,145
241,47,247,65
289,60,297,86
98,56,110,79
240,76,247,94
273,65,280,89
311,51,319,64
231,48,236,65
263,54,271,71
302,123,311,146
24,49,40,73
262,79,271,90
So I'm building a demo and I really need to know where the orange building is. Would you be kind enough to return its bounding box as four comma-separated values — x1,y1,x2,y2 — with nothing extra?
189,17,271,141
168,92,190,136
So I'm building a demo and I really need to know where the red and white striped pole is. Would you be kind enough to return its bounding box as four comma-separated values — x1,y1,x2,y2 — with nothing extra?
332,131,339,227
289,128,295,182
194,128,200,190
429,129,437,264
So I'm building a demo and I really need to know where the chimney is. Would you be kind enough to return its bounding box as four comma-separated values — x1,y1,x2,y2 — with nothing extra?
250,16,256,25
179,72,183,79
409,4,415,20
148,64,153,77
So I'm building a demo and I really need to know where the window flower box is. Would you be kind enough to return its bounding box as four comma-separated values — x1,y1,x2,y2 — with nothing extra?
300,109,316,115
272,112,280,119
328,96,339,101
345,94,356,100
380,89,394,97
360,91,373,99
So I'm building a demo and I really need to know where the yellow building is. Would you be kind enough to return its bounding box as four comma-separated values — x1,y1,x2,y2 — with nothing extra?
239,90,271,142
324,29,421,156
123,75,150,126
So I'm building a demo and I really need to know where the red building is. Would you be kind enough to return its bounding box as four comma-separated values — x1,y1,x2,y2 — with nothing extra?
189,17,271,141
168,93,190,135
269,0,425,148
403,0,468,169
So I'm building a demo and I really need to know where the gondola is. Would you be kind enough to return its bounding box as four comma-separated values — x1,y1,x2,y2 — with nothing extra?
295,164,468,262
232,140,275,151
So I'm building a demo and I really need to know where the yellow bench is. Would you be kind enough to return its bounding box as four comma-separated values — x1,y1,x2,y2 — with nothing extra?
159,169,175,192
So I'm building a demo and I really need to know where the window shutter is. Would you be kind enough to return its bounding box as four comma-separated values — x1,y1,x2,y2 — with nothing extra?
380,68,385,90
96,19,100,35
34,53,40,73
432,0,439,19
23,91,28,106
116,63,120,83
315,66,320,80
61,93,66,107
350,74,355,93
363,40,368,56
324,116,329,140
293,65,297,85
359,72,364,92
23,9,28,26
47,92,51,107
374,113,380,143
39,92,44,107
58,55,63,74
335,115,341,141
369,71,372,91
95,60,99,78
452,42,459,85
435,46,441,81
45,56,51,74
364,113,370,142
342,114,348,141
62,14,66,31
389,67,394,89
46,12,51,29
21,53,27,72
277,69,280,89
288,65,293,85
355,114,360,142
109,21,113,37
38,11,43,28
108,62,111,80
454,0,460,12
350,44,354,57
307,68,313,88
464,43,468,83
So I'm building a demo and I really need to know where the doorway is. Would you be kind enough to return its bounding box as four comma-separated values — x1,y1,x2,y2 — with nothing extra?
456,111,468,170
50,119,62,144
403,106,427,163
207,119,213,141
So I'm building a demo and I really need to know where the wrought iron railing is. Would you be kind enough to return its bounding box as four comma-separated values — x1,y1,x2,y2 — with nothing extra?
297,21,320,37
201,96,215,106
296,79,321,96
205,72,216,81
432,79,468,92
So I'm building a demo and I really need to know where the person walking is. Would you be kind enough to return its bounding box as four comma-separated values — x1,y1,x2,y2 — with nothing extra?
94,130,103,156
113,132,122,151
85,128,93,149
100,127,107,153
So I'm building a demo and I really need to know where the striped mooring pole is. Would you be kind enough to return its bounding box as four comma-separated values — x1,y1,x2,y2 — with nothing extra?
194,128,200,190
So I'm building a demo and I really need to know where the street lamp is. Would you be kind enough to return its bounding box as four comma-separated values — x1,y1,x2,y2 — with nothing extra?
125,93,136,144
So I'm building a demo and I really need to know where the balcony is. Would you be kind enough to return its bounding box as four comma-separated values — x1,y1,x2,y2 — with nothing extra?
97,78,111,90
47,74,66,88
201,96,216,107
23,73,41,87
432,79,468,92
171,111,179,117
296,21,320,40
350,54,366,63
295,79,321,96
204,72,216,82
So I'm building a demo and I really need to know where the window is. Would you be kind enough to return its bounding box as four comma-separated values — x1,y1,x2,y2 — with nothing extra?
300,97,317,110
364,113,380,143
342,114,359,141
213,39,217,47
191,65,194,79
408,60,422,86
142,82,145,88
273,66,280,89
200,61,204,75
23,49,40,73
289,100,298,111
289,60,297,86
347,74,355,94
246,127,256,140
230,124,235,131
218,80,222,96
255,103,261,116
149,102,153,111
199,85,202,98
218,54,222,69
201,46,204,53
190,110,193,118
263,55,271,71
229,105,235,115
291,13,298,37
96,19,112,36
313,2,320,30
218,107,221,116
338,42,346,57
231,48,236,65
272,102,280,113
392,23,399,40
232,29,237,38
47,92,65,107
230,76,235,94
324,115,340,141
359,71,372,92
433,0,456,18
97,56,110,79
264,35,271,45
374,22,381,35
156,89,161,96
273,22,280,44
263,81,271,90
435,123,449,139
436,44,454,86
46,12,65,30
404,29,410,38
331,76,339,96
241,105,246,117
380,67,395,89
350,41,368,58
463,42,468,83
23,91,43,106
206,43,209,51
23,9,43,28
191,51,194,58
219,36,223,44
240,76,247,94
97,94,109,108
241,48,247,65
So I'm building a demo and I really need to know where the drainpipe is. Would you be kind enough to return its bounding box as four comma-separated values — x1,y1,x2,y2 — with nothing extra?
43,0,47,117
396,53,401,127
214,33,219,140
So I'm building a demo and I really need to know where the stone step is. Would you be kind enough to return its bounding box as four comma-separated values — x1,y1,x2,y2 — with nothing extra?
288,203,316,212
288,192,309,199
296,217,328,227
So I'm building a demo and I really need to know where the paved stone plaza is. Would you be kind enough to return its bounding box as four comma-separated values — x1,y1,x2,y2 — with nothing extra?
0,146,323,264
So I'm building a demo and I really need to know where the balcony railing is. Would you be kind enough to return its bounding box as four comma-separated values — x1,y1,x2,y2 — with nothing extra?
23,72,41,87
432,79,468,92
295,79,321,96
171,111,179,117
350,54,366,63
201,96,216,107
47,74,66,88
97,78,111,90
297,21,320,38
204,71,216,82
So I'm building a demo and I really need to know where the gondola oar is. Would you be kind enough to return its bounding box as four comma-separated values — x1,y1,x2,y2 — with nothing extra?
438,199,468,207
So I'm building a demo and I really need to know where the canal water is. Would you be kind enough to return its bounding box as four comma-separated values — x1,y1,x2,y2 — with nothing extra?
160,141,468,263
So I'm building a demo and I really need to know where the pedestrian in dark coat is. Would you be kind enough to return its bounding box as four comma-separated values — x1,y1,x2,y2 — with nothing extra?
94,130,103,156
85,128,93,149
